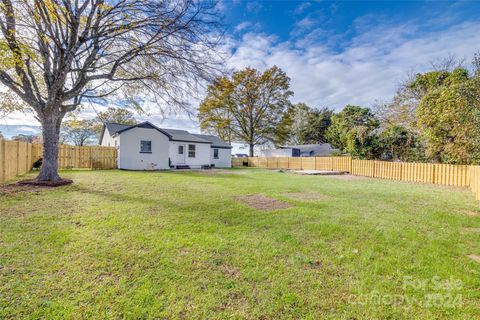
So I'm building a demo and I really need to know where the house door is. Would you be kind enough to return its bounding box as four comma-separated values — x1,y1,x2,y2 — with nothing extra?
176,144,186,164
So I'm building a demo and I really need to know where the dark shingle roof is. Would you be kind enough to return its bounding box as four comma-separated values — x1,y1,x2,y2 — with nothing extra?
283,143,338,156
105,123,131,135
114,122,172,138
99,123,132,144
101,122,229,146
162,129,211,144
193,134,232,148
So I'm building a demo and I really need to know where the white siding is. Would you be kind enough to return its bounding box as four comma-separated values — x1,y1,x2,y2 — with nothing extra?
169,141,211,168
118,127,170,170
211,147,231,168
100,128,118,147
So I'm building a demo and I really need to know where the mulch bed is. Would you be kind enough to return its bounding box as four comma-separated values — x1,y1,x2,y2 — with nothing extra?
282,191,331,201
17,179,73,187
0,179,72,195
237,194,293,211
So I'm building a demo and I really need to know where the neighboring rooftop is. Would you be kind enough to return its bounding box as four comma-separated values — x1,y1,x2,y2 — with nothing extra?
283,143,339,156
260,143,339,157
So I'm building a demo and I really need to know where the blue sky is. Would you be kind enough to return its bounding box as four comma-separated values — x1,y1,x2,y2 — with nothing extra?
225,1,480,45
2,0,480,143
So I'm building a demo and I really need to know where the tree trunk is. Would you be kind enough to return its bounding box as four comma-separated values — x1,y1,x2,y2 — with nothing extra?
37,114,62,181
249,144,254,157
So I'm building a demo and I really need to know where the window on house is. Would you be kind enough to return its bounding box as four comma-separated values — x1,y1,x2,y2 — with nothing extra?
188,144,196,158
140,140,152,153
213,148,219,159
178,145,184,154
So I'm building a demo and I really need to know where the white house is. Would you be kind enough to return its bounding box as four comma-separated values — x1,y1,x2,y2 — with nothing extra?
99,122,232,170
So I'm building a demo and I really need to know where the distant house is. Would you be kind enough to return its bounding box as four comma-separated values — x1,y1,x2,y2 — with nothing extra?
234,153,249,158
99,122,232,170
260,143,338,157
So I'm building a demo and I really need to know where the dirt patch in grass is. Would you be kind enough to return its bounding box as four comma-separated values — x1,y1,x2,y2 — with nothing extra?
282,191,331,201
194,169,250,176
219,264,240,278
468,254,480,264
458,209,480,217
304,260,323,270
237,194,293,211
462,228,480,233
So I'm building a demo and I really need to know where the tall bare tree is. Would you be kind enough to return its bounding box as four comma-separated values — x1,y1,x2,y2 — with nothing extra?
0,0,223,181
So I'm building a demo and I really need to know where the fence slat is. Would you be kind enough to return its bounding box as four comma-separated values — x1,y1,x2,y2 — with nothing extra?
0,139,118,183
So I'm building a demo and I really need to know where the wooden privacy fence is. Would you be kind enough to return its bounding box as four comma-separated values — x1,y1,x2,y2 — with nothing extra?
232,156,480,201
57,145,117,170
234,156,352,172
471,166,480,201
0,139,117,183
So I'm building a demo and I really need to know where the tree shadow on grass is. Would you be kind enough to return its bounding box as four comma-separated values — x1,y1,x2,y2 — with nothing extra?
164,170,255,180
70,185,164,206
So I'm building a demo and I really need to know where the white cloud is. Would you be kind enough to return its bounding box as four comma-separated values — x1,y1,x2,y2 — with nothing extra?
235,21,252,32
294,2,312,15
297,17,316,29
233,21,262,34
0,110,38,126
227,20,480,109
15,126,39,133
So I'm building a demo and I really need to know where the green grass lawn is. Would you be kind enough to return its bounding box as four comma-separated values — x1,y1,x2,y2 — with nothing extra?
1,169,479,319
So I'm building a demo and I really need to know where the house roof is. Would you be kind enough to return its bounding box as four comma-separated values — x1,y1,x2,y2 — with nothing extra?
113,121,172,138
192,134,232,148
99,123,132,144
282,143,338,156
101,121,231,146
162,129,211,144
106,123,131,135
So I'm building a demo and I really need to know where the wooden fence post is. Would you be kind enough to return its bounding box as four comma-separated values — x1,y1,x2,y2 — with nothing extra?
0,139,5,183
90,147,93,169
15,140,20,175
